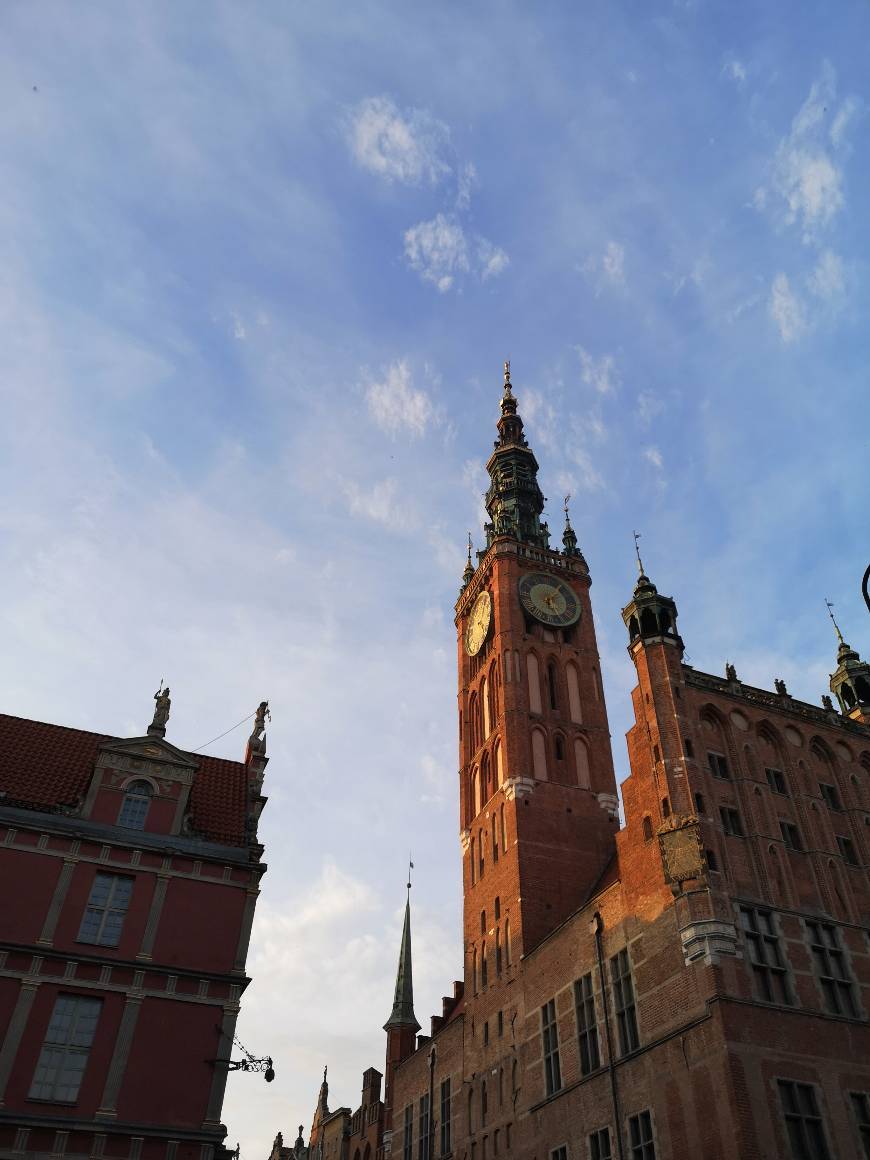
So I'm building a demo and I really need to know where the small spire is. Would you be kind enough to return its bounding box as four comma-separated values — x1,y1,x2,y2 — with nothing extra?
563,494,571,524
825,598,845,645
562,494,579,557
462,533,475,587
633,530,645,576
503,359,512,394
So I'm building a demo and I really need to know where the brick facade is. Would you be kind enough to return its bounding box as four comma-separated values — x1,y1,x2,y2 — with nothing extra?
286,375,869,1160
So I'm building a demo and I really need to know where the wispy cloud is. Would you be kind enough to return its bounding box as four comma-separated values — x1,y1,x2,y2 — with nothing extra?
582,240,625,292
806,249,844,300
636,391,664,426
341,476,417,530
347,96,451,185
643,445,664,471
756,62,857,241
722,57,746,87
769,272,806,343
577,346,619,394
403,214,508,292
365,360,433,437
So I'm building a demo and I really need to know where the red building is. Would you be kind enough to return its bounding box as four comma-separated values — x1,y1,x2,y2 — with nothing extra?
284,364,869,1160
0,691,270,1160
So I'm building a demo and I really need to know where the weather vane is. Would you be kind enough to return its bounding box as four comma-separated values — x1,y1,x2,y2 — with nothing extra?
825,598,844,644
563,494,571,523
633,530,645,574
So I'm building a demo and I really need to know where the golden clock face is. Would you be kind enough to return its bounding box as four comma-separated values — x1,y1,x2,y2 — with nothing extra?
518,572,581,627
464,590,492,656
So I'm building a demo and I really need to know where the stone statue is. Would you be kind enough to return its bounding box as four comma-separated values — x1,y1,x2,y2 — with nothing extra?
774,678,788,696
822,694,834,711
248,700,271,755
725,662,737,682
150,686,171,731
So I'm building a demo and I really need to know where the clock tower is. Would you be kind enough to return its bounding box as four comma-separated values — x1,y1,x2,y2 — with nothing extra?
456,364,620,1009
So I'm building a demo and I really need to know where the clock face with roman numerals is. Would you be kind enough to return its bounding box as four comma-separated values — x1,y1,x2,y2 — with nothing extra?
518,572,581,627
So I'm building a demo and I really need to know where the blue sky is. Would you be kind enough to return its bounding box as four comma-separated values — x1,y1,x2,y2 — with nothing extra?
1,2,868,1154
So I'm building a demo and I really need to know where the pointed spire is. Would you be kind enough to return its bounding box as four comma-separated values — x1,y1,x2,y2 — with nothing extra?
484,362,549,549
825,598,845,646
383,871,420,1033
462,532,475,588
562,494,579,557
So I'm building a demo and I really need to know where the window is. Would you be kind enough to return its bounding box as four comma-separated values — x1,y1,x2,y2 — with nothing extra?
418,1093,430,1160
29,995,102,1102
479,830,485,879
850,1092,870,1159
720,806,744,837
684,738,694,758
541,999,562,1096
555,734,565,761
492,815,499,863
402,1105,413,1160
767,768,788,795
819,783,842,811
440,1079,451,1155
837,835,859,866
481,1081,488,1125
481,942,488,988
500,804,507,853
780,821,802,851
481,910,487,934
484,1021,489,1046
504,919,511,967
117,780,152,829
706,848,719,872
628,1110,655,1159
496,927,502,975
708,752,730,780
694,792,705,815
610,949,639,1055
77,874,133,947
738,907,792,1005
471,838,476,885
497,1010,503,1037
806,921,857,1016
575,973,600,1074
547,662,558,710
777,1080,830,1160
590,1128,612,1160
494,896,501,920
551,1148,568,1160
661,797,670,819
642,816,653,842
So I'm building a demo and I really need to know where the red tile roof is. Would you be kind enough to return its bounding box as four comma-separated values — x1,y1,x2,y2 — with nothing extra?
0,713,250,848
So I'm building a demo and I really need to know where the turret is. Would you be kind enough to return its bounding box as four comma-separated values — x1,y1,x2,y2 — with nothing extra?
621,533,682,653
827,601,870,724
483,362,549,549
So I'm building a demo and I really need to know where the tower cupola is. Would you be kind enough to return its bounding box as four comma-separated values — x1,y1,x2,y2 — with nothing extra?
483,362,549,550
826,601,870,723
621,534,682,650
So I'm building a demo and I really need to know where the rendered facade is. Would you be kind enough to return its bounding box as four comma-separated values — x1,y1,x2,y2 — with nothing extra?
282,365,869,1160
0,693,271,1160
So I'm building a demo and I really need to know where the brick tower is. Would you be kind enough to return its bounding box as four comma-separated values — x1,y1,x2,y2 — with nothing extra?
455,361,620,1000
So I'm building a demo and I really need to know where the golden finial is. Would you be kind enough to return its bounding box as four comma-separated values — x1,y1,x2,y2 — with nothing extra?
825,598,844,645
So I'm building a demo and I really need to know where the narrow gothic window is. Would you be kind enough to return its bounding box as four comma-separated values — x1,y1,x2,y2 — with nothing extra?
494,896,501,920
685,738,694,758
418,1093,430,1160
555,734,565,761
574,973,600,1075
492,814,499,862
661,797,670,818
610,949,639,1055
805,921,856,1016
504,918,511,966
470,838,476,884
440,1080,451,1156
541,999,562,1096
480,910,486,934
500,804,507,852
694,792,705,815
547,662,558,710
642,816,653,842
495,927,502,975
481,942,488,988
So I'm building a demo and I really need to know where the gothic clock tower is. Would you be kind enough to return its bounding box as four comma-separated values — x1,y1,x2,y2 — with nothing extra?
455,364,620,1010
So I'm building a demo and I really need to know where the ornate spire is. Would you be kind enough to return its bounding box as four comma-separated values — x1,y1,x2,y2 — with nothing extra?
462,532,475,589
562,494,579,557
621,544,682,651
383,876,420,1033
827,602,870,721
483,362,549,550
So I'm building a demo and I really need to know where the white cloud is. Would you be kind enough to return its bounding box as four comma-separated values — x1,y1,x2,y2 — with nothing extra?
636,391,664,426
365,360,433,438
601,241,625,285
806,249,844,300
404,214,469,291
341,477,417,530
347,96,450,185
456,162,477,210
769,273,806,343
403,215,509,292
643,445,664,470
758,62,857,241
577,346,619,394
568,447,604,491
477,237,510,281
722,57,746,86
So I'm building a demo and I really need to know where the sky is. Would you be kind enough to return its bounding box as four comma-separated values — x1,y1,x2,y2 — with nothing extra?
1,1,869,1155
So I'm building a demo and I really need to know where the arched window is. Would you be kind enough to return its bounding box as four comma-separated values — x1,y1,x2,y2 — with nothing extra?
491,814,499,863
575,738,591,790
642,816,653,841
487,665,497,730
527,653,542,714
472,948,478,994
498,1067,504,1106
494,896,501,920
640,608,658,636
532,729,548,781
554,734,565,762
566,663,582,723
481,752,491,804
547,662,558,711
495,741,504,788
500,804,507,852
480,910,487,934
481,1081,488,1126
504,918,512,966
470,837,476,884
469,692,479,752
495,926,502,975
661,797,670,818
511,1059,518,1095
628,615,640,640
482,675,491,739
472,766,481,817
118,780,153,830
468,1089,475,1133
479,829,485,879
481,942,488,988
